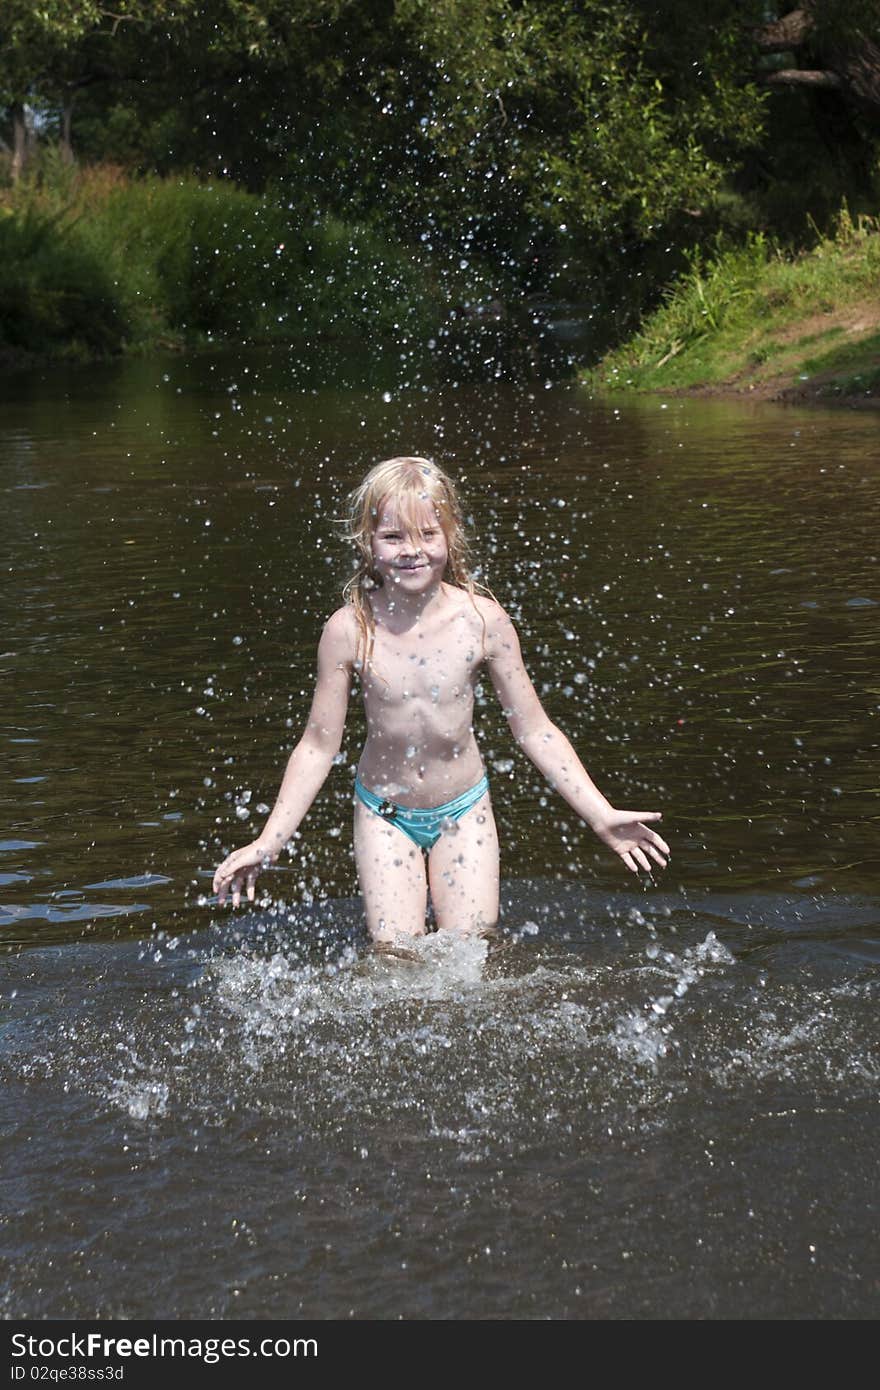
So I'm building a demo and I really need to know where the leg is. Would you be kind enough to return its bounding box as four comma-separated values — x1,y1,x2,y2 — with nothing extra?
354,799,428,942
428,789,499,935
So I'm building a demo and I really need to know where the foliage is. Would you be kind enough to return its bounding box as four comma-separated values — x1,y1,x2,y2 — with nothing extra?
2,2,880,366
2,2,776,260
395,1,767,241
0,164,449,359
0,203,127,357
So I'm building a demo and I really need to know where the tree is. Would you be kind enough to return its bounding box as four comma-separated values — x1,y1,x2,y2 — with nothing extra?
0,3,194,176
4,0,877,308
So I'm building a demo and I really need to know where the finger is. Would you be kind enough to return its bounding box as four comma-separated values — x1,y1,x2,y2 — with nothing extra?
632,847,653,874
246,870,257,903
632,812,662,823
621,851,638,874
646,844,668,868
213,865,233,896
231,872,244,909
213,857,235,893
647,829,671,855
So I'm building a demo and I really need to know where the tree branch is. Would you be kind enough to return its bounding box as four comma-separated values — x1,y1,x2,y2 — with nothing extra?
761,68,843,91
753,7,814,55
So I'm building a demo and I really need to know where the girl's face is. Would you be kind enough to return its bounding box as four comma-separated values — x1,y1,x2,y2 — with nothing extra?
370,495,449,594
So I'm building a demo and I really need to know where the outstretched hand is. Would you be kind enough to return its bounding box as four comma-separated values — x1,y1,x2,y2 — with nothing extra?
212,840,276,908
593,810,669,875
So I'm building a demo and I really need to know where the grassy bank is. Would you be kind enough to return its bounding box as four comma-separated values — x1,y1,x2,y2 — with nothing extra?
0,162,462,368
587,210,880,405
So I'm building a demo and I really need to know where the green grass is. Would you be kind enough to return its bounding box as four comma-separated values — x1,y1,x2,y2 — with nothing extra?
799,328,880,375
587,208,880,397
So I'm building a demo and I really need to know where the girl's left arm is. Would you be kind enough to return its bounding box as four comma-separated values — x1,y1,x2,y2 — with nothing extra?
481,600,669,874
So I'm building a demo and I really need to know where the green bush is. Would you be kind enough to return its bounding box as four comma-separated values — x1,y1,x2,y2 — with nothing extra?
0,164,450,361
76,177,293,336
0,207,127,356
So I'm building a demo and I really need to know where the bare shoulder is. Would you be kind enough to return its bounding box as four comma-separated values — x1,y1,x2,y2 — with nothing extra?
319,605,357,666
471,593,508,624
444,587,504,632
323,604,357,638
470,593,519,651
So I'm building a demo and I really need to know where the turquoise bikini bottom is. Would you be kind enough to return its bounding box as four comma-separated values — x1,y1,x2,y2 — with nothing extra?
354,774,490,851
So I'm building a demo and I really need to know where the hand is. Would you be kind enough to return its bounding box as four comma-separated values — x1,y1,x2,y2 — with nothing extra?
212,840,277,907
592,810,669,875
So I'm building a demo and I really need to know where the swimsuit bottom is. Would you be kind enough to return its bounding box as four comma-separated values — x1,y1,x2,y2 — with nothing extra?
354,773,490,851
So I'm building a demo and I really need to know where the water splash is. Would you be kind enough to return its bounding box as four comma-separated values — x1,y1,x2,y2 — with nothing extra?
610,930,735,1070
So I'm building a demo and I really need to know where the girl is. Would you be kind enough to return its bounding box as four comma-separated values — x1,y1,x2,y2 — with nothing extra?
213,457,669,940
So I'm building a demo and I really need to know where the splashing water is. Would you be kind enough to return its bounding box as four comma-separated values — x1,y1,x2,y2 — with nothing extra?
611,930,735,1068
2,887,880,1319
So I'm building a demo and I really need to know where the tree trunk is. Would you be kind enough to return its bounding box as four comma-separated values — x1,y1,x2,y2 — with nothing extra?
60,92,77,165
11,103,29,182
833,37,880,118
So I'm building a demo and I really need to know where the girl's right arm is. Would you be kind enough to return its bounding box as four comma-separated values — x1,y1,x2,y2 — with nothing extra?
212,608,354,907
481,598,669,875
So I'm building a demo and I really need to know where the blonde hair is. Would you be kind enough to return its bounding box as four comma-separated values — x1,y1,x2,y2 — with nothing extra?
342,456,487,667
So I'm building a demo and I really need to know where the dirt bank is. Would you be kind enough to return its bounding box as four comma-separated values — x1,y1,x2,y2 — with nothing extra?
662,302,880,407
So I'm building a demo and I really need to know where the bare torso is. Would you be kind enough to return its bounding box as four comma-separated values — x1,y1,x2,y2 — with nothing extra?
354,584,487,806
212,561,670,918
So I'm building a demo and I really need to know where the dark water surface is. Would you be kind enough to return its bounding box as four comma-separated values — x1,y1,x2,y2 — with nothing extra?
2,350,879,1318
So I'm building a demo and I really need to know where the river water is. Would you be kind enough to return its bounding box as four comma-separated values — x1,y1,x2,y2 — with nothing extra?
2,349,878,1319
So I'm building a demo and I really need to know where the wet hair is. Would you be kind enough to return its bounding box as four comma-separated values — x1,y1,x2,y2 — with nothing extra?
342,456,486,667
